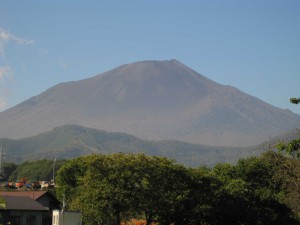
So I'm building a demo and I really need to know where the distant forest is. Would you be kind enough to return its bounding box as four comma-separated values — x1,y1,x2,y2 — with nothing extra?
1,159,67,182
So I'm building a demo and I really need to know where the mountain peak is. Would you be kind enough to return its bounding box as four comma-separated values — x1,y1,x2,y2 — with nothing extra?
0,60,300,147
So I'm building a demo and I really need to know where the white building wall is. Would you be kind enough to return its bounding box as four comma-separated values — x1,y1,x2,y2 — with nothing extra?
52,210,82,225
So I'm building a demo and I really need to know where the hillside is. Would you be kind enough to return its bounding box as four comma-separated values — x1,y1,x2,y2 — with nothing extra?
0,125,261,167
0,59,299,146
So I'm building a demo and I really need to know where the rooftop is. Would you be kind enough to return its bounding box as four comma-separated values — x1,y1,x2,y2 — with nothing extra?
0,191,48,200
0,196,48,211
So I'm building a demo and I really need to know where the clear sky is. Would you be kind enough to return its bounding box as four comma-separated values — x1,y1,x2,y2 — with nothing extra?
0,1,300,114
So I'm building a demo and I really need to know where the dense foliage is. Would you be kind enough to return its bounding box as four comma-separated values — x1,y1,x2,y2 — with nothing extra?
2,162,17,180
56,152,300,225
5,159,66,181
290,97,300,104
277,135,300,159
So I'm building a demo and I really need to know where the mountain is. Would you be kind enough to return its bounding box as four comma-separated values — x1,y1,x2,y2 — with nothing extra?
0,124,260,167
0,59,299,147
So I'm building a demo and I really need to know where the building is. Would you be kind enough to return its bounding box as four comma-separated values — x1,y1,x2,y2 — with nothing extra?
52,210,82,225
0,191,61,225
0,196,48,225
0,191,61,211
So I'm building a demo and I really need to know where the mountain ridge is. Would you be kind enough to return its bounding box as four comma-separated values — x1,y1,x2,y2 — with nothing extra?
0,124,259,167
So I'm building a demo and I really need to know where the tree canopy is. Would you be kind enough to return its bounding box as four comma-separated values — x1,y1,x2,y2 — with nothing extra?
276,136,300,159
56,152,300,225
8,159,66,181
290,97,300,104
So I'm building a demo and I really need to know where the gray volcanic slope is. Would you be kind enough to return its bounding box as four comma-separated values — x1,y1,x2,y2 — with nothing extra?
0,59,299,147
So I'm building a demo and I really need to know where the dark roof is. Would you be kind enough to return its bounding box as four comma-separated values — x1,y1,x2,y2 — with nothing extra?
0,191,48,200
0,196,48,211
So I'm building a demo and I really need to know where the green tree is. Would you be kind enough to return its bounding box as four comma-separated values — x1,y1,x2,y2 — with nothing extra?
139,157,191,225
262,151,300,219
56,153,300,225
290,97,300,104
212,155,299,224
57,154,164,225
278,97,300,158
9,159,66,181
2,162,17,180
276,136,300,159
57,153,214,225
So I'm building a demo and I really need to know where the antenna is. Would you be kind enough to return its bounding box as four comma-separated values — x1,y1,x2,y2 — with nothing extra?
0,144,5,178
53,158,56,184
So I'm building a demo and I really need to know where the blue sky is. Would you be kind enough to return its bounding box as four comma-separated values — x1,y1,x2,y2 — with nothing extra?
0,1,300,114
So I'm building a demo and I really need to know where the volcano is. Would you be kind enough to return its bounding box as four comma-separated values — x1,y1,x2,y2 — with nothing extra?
0,59,299,147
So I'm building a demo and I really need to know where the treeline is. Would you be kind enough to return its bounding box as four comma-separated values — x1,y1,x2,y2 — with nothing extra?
2,159,66,182
56,152,300,225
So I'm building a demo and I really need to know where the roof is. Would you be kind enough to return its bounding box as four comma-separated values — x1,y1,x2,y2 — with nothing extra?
0,191,48,200
0,196,48,211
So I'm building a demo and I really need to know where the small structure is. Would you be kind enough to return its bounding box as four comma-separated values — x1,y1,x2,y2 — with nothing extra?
52,210,82,225
0,196,48,225
0,191,61,211
0,191,61,225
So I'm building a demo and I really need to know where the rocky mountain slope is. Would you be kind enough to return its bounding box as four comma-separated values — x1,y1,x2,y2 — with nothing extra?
0,59,299,147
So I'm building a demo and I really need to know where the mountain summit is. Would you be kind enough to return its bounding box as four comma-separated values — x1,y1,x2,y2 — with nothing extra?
0,59,299,146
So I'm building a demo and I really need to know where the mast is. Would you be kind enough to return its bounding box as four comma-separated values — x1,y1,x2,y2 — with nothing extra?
0,144,4,177
53,158,56,184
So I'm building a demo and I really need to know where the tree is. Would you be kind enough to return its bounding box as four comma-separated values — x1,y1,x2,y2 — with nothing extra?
211,155,299,224
56,153,189,225
2,162,17,180
281,97,300,158
262,151,300,219
56,155,105,225
56,153,300,225
290,97,300,104
9,159,66,181
276,136,300,159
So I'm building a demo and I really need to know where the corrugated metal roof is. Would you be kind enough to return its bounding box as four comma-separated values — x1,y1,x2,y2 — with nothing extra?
0,196,48,211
